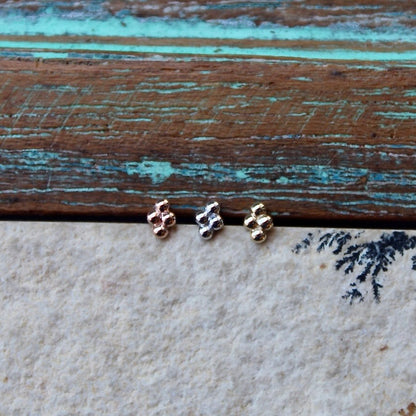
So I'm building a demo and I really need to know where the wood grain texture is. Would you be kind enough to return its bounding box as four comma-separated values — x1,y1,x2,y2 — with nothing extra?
0,2,416,224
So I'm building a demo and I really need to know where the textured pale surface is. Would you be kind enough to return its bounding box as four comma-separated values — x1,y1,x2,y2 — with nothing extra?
0,222,415,415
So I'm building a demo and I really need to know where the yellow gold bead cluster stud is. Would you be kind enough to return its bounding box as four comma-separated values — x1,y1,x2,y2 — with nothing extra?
147,199,176,239
243,202,274,243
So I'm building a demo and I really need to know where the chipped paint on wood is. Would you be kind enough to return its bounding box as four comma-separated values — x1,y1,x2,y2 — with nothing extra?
2,39,416,61
0,3,416,43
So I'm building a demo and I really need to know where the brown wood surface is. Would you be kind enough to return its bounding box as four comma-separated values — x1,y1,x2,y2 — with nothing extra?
1,57,416,224
0,1,416,225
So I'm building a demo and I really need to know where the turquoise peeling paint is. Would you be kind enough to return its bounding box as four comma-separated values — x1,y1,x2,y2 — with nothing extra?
5,49,416,68
1,40,416,61
404,90,416,97
191,137,216,142
321,142,416,151
291,77,312,82
26,51,70,59
1,8,416,44
3,150,416,197
125,160,175,185
205,4,384,12
375,111,416,120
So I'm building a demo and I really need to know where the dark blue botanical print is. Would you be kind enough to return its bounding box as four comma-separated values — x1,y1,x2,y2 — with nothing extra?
294,231,416,303
293,232,314,254
412,255,416,271
317,231,352,255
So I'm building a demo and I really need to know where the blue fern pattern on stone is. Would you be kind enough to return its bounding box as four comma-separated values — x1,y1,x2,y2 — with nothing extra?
293,232,314,254
294,231,416,303
317,231,352,254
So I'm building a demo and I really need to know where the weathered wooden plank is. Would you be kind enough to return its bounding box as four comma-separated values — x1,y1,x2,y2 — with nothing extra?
0,2,416,224
1,56,416,223
0,1,415,61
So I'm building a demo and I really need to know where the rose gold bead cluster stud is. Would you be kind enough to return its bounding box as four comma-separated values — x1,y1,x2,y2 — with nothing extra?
147,199,176,239
243,202,274,243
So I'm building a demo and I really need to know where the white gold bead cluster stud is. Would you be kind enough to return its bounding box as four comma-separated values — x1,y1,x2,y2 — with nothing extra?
195,201,224,240
244,202,273,243
147,199,176,239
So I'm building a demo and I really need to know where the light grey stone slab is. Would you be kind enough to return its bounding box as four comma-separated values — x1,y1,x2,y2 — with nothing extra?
0,222,415,415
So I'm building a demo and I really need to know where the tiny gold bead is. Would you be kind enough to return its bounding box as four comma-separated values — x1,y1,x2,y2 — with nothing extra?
155,199,169,213
251,202,266,216
147,211,161,225
153,225,168,239
251,228,267,243
161,211,176,228
244,214,257,229
257,214,273,231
